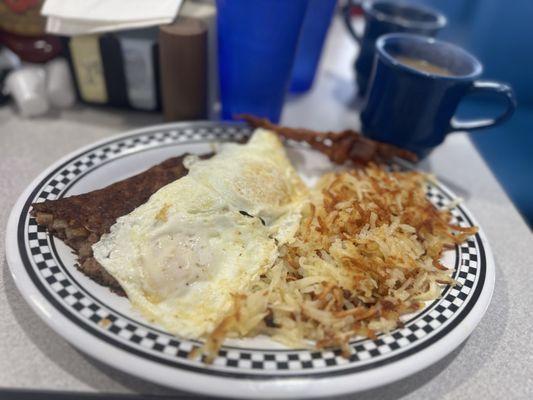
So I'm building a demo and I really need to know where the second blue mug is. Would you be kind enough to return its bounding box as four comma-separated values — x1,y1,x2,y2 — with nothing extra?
361,33,517,159
343,0,446,96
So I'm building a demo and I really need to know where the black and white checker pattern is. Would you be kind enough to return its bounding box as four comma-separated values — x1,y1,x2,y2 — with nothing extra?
426,184,448,209
33,124,251,204
22,123,484,376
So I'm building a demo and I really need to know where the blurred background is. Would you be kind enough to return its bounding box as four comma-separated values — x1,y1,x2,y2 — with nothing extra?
410,0,533,228
0,0,531,227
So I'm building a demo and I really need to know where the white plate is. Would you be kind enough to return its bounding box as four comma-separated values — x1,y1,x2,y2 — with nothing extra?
5,122,495,399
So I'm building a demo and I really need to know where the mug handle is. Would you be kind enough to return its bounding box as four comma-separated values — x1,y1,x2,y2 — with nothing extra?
342,0,363,44
449,80,516,132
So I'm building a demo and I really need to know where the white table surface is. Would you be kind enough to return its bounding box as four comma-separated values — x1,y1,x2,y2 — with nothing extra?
1,16,532,400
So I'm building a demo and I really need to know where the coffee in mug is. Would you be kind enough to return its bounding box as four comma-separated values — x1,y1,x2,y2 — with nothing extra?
394,56,454,77
361,33,516,158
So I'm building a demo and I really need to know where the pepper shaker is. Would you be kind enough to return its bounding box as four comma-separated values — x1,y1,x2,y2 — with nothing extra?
159,17,208,121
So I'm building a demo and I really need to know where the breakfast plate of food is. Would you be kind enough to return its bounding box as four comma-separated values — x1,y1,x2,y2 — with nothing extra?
5,118,494,398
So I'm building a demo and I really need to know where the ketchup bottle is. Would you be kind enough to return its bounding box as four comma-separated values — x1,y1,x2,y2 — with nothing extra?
0,0,62,63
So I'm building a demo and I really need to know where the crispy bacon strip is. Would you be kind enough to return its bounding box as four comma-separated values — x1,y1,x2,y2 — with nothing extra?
237,114,418,164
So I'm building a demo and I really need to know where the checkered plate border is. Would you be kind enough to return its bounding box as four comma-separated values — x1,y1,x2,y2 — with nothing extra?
16,122,487,379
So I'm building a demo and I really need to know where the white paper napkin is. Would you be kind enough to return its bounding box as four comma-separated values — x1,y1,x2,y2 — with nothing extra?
42,0,183,36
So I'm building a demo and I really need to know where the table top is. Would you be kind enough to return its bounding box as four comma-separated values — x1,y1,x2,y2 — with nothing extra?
1,16,532,400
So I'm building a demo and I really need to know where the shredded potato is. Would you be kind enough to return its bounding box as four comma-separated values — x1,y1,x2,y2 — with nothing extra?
203,164,477,361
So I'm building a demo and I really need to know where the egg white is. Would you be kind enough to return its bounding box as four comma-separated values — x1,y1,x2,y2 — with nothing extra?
93,129,307,339
186,128,308,244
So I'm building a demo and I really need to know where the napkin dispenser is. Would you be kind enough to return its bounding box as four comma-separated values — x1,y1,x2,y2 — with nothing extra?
64,34,128,107
55,0,214,114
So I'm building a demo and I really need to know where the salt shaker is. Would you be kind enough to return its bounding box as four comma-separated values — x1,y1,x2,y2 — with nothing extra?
45,58,76,108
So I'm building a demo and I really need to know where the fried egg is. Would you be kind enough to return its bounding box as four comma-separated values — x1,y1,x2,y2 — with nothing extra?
93,129,307,338
186,128,308,244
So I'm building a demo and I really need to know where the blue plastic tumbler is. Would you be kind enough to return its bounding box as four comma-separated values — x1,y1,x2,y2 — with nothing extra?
216,0,308,122
290,0,337,93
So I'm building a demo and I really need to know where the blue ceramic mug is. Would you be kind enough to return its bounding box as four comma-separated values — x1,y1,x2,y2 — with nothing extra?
342,0,446,96
361,33,516,159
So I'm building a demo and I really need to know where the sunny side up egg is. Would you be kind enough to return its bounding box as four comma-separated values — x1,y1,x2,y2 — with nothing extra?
92,129,308,339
